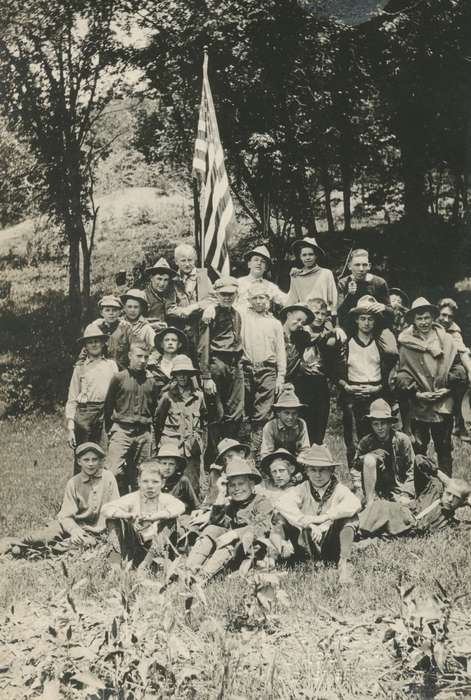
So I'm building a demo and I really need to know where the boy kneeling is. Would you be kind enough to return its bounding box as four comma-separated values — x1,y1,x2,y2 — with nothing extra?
276,444,361,583
1,443,119,555
103,460,185,569
185,458,273,584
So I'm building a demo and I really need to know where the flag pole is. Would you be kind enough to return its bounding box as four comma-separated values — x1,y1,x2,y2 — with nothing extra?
193,47,209,269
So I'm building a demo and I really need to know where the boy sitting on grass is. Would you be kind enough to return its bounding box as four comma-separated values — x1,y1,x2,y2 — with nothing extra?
260,384,309,461
157,444,200,514
185,458,273,584
103,460,185,569
0,443,119,556
276,444,361,584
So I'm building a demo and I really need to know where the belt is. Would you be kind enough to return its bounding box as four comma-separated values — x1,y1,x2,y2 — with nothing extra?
348,380,382,386
245,360,277,370
212,351,242,363
115,421,151,433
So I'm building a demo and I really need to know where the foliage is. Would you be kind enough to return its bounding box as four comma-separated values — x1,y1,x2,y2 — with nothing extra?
0,118,36,228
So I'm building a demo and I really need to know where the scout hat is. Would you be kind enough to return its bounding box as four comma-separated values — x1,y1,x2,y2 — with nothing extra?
405,297,438,324
291,236,325,258
279,303,314,324
121,288,149,314
225,457,262,484
260,448,298,477
348,294,381,317
77,323,108,346
272,383,306,410
98,294,122,309
365,399,396,422
156,443,187,469
215,438,250,464
154,326,188,353
213,276,239,293
297,444,339,469
75,442,105,459
245,244,271,264
145,257,177,277
389,287,410,308
171,354,200,375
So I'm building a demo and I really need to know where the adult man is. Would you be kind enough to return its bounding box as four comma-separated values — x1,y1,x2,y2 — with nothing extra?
144,257,177,324
235,245,286,315
337,249,390,328
395,298,466,475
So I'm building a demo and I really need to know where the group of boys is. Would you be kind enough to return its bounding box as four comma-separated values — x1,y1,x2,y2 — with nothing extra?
2,238,471,584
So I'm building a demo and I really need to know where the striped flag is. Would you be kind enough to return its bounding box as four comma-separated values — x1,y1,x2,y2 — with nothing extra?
192,49,233,278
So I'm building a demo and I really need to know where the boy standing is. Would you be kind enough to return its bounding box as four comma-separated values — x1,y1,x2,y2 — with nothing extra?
148,326,188,393
82,295,131,370
104,342,161,495
286,237,338,313
121,289,156,348
260,384,309,460
144,257,178,324
280,304,314,383
236,245,286,315
337,249,389,328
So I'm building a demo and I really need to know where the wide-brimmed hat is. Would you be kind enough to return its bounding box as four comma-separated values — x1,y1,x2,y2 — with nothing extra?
75,442,105,459
348,294,382,318
365,399,396,422
405,297,438,324
121,288,149,314
156,443,187,468
171,354,200,375
225,457,262,484
145,257,177,277
297,444,339,469
389,288,410,308
245,245,271,264
260,448,298,476
213,276,239,293
98,294,122,309
215,438,250,464
77,323,108,346
273,383,306,410
154,326,188,353
279,303,314,324
291,236,325,258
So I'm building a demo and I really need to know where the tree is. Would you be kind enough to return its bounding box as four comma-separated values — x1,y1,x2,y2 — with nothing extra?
0,0,129,322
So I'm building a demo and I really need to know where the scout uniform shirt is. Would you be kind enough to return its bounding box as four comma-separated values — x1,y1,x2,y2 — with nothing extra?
58,469,120,534
286,265,338,313
65,357,118,422
123,316,155,348
260,416,310,459
352,430,415,500
241,309,286,380
103,368,160,432
209,492,273,540
103,490,185,541
153,384,206,458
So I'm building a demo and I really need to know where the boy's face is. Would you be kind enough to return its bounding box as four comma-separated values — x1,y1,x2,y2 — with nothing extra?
389,293,403,310
151,272,171,293
159,457,179,479
85,338,105,357
78,451,103,478
310,303,327,328
161,332,180,354
277,407,298,428
247,254,267,278
218,291,237,308
222,448,246,465
414,311,434,334
269,459,292,488
438,306,454,330
124,299,143,321
101,305,120,323
306,465,332,489
299,247,317,268
176,252,195,275
440,489,462,512
138,469,163,499
174,372,191,389
249,293,270,314
357,313,375,334
285,310,308,332
370,419,392,441
349,255,370,280
129,346,149,371
227,475,254,501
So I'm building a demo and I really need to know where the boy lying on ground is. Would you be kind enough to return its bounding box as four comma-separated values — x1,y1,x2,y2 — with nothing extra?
0,443,119,556
102,460,185,570
276,444,362,584
185,458,273,584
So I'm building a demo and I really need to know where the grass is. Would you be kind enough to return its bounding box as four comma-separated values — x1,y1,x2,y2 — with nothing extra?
1,411,471,698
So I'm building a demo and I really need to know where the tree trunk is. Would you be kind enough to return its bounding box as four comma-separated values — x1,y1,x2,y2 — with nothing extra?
399,131,428,222
320,165,335,233
342,174,352,233
68,233,82,328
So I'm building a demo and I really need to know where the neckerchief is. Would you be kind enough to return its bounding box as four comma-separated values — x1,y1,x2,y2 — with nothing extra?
309,475,338,506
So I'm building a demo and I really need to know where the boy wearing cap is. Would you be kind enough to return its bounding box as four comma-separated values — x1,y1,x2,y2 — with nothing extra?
104,342,161,495
81,295,131,370
260,384,309,460
281,303,314,382
103,460,185,569
156,444,199,513
337,249,389,328
121,289,156,348
395,298,466,475
144,257,178,323
1,443,119,555
286,237,338,313
154,354,206,494
236,245,286,316
276,444,361,583
241,281,286,457
148,326,189,393
185,457,273,583
66,325,118,469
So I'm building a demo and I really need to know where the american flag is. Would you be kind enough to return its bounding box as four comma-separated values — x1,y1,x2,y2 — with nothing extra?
192,50,233,278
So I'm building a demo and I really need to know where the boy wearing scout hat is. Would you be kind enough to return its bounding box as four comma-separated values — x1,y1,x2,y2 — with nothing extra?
154,355,206,494
235,244,286,315
185,457,273,583
121,288,156,348
144,257,178,323
148,326,189,392
66,324,119,471
0,443,119,556
276,444,361,583
286,236,338,314
260,384,309,460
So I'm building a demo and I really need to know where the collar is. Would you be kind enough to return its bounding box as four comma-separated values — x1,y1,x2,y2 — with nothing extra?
352,334,375,348
79,470,103,484
275,416,299,432
292,265,320,277
180,268,197,281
